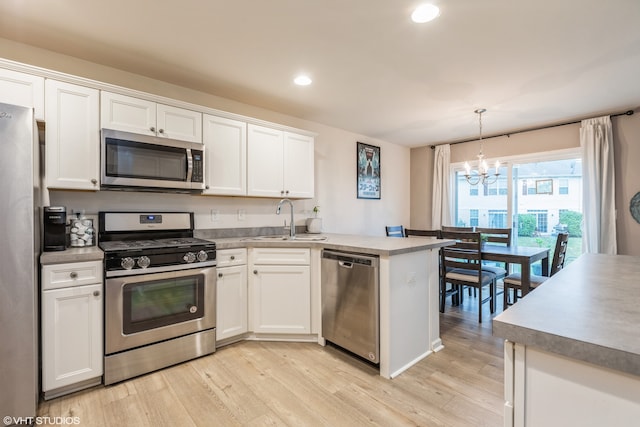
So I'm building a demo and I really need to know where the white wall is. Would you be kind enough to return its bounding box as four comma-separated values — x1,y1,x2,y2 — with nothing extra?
0,38,410,236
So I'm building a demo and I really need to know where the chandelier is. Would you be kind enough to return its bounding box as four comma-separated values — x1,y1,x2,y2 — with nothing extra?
464,108,500,185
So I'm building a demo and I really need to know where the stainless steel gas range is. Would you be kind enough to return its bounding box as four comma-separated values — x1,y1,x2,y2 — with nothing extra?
98,212,217,385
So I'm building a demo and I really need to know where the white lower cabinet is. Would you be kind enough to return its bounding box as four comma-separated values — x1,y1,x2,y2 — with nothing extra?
216,249,248,342
41,261,103,399
504,341,640,427
249,248,311,334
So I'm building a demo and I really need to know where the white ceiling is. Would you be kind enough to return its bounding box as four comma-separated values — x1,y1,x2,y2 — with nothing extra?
1,0,639,147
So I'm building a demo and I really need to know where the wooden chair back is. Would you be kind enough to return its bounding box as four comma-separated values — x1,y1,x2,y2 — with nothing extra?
440,231,483,270
549,232,570,276
385,225,405,238
405,229,441,238
475,227,512,246
442,226,474,232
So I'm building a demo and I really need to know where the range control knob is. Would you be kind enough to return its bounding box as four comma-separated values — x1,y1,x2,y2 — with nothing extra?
183,252,196,263
197,250,208,262
137,256,151,269
121,257,135,270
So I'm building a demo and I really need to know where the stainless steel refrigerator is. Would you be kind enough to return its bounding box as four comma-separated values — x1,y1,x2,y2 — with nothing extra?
0,102,40,421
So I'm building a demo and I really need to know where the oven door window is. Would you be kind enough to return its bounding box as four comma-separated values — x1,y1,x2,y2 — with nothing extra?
105,137,187,181
122,274,205,334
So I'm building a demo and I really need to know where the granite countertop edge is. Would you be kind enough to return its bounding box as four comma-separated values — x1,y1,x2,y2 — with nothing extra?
40,246,104,265
493,319,640,378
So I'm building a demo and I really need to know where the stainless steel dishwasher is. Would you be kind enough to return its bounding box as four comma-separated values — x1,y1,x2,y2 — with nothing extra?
321,250,379,363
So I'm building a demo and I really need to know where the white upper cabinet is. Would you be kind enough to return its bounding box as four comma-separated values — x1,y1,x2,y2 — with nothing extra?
101,91,202,143
283,132,315,198
0,68,45,120
247,124,314,198
202,114,247,196
45,80,100,190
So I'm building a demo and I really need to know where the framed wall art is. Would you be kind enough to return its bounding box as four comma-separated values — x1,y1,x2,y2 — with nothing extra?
357,142,381,199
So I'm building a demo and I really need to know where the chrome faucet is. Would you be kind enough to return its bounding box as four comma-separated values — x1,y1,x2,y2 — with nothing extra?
276,198,295,239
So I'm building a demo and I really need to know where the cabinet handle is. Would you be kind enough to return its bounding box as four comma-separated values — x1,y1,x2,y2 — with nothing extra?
253,270,258,275
158,128,165,134
205,185,210,189
218,272,223,278
280,190,284,195
230,255,235,260
93,291,100,297
285,190,290,195
70,271,78,279
150,126,156,132
91,178,97,185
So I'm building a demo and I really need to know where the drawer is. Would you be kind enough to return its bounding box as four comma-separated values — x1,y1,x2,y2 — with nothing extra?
42,260,103,290
251,248,310,265
217,248,247,267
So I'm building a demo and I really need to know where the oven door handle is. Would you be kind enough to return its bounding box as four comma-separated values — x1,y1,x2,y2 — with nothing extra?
186,148,194,183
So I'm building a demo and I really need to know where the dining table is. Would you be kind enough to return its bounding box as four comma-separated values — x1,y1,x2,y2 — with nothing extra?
481,243,550,296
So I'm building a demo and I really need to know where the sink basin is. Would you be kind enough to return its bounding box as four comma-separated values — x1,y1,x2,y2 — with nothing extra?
292,235,328,241
241,235,327,242
241,235,287,241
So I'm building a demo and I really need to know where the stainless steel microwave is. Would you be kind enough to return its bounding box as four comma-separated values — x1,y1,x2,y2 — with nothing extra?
101,129,205,192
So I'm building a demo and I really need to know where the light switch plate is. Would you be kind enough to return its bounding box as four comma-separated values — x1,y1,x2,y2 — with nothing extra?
238,209,246,221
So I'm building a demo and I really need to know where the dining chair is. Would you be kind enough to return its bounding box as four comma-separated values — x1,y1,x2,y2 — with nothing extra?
404,228,441,238
440,231,496,322
502,232,569,307
475,227,510,295
385,225,405,238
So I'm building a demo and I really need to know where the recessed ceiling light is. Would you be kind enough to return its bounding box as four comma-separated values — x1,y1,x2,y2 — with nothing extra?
411,4,440,23
294,75,312,86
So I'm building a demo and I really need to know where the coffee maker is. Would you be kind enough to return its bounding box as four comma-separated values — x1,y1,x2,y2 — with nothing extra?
43,206,66,251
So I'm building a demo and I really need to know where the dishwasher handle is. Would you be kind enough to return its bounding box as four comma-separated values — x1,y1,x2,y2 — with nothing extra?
338,260,354,269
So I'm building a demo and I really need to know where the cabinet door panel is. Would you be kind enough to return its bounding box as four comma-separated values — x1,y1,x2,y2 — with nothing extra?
247,124,284,197
100,91,155,135
45,80,100,190
42,283,103,391
216,265,248,341
284,132,314,198
157,104,202,143
0,68,45,120
252,265,310,334
203,115,246,195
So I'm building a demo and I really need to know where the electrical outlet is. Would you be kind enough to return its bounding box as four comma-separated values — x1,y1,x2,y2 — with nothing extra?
238,209,246,221
210,209,219,222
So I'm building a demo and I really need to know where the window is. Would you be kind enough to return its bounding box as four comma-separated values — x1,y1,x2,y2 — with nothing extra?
470,209,479,227
527,209,549,233
454,167,508,229
559,178,569,195
452,151,583,270
488,210,507,228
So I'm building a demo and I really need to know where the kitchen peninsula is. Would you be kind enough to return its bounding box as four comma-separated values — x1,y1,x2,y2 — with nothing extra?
493,254,640,427
209,232,454,379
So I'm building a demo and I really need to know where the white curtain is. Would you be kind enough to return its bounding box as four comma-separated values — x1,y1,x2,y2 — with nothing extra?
432,144,452,228
580,116,617,254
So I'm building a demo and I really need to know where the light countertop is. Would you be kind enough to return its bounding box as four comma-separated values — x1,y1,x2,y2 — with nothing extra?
40,246,104,265
39,233,452,265
211,233,453,256
493,253,640,377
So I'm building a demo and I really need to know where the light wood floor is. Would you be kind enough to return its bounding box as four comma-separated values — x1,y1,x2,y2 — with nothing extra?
38,295,506,427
